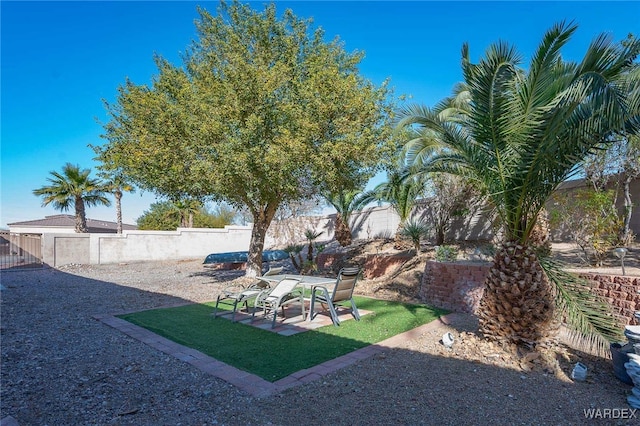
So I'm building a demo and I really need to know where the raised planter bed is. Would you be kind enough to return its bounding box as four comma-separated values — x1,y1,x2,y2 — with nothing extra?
316,252,413,278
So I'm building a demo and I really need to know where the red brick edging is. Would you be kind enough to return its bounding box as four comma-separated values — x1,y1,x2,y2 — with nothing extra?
93,312,458,397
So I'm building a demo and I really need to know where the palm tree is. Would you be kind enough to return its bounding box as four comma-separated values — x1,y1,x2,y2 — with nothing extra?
398,22,639,349
365,168,425,247
173,198,202,228
304,228,323,262
101,174,135,234
33,163,111,233
322,188,371,246
400,218,430,253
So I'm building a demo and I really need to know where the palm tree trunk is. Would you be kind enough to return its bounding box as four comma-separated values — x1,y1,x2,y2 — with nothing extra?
529,208,552,258
75,196,88,233
621,173,633,245
394,221,411,250
334,214,352,246
115,190,123,234
477,241,557,348
307,241,314,262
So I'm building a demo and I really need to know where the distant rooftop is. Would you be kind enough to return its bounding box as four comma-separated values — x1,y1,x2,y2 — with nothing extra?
8,215,137,233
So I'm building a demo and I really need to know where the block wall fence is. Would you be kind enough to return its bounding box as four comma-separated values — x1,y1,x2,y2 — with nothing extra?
420,261,640,327
41,226,252,267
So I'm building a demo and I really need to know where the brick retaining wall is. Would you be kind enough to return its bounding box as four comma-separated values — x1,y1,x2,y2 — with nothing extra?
316,253,413,279
577,273,640,325
420,261,489,314
420,260,640,325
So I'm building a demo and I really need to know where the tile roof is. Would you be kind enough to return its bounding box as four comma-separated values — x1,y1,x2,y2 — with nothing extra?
8,215,137,233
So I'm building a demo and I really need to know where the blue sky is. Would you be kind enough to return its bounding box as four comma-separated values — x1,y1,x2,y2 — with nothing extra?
2,1,639,228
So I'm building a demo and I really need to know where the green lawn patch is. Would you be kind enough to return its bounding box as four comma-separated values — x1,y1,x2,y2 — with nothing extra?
118,296,446,382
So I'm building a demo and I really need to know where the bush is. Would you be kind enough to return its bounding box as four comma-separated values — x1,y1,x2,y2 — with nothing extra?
435,245,458,262
549,188,622,266
401,219,430,252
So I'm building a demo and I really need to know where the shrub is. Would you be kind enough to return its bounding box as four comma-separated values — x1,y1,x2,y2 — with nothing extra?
435,245,458,262
401,219,430,253
549,188,622,266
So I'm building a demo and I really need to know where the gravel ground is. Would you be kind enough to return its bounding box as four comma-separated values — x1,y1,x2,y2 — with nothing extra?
1,259,638,425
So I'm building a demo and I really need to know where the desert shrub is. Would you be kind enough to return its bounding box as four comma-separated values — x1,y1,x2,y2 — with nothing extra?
549,188,622,266
435,245,458,262
401,219,430,253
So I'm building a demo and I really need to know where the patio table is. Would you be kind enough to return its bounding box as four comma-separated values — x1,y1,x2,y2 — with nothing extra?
257,274,336,321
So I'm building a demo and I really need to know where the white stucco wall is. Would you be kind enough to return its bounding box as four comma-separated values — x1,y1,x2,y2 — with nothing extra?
10,225,79,234
42,226,253,267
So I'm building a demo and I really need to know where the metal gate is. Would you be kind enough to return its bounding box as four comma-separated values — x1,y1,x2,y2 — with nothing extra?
0,232,43,270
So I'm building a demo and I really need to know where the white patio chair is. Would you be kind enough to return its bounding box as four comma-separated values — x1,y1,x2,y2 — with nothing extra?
212,266,283,321
251,277,303,328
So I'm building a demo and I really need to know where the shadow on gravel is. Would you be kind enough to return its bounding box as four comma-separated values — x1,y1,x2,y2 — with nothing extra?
1,267,222,425
187,265,247,282
255,343,636,425
552,245,640,270
188,259,294,283
1,267,636,425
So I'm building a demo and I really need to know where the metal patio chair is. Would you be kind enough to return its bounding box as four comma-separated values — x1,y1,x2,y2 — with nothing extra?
309,267,361,326
212,266,283,321
251,277,303,328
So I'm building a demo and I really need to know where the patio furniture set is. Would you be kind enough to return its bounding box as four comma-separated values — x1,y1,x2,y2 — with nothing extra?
212,266,362,328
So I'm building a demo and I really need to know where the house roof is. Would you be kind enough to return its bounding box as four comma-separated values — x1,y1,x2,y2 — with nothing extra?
8,215,137,233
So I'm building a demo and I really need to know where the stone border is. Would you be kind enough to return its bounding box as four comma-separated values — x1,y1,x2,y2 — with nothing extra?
94,311,460,397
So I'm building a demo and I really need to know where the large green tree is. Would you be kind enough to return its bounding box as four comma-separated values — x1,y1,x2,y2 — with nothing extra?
95,1,394,276
398,22,639,348
137,201,236,230
33,163,111,233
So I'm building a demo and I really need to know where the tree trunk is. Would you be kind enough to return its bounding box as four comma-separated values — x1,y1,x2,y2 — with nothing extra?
75,196,88,233
246,203,278,277
115,190,123,234
307,241,314,262
394,221,411,250
622,174,633,245
435,226,445,246
529,208,551,258
477,241,557,348
334,214,352,246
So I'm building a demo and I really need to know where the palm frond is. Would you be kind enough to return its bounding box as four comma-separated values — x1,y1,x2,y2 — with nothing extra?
540,257,624,358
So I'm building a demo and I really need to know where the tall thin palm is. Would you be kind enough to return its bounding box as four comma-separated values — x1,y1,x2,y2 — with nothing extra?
102,174,135,233
323,189,371,246
398,22,639,348
33,163,111,233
